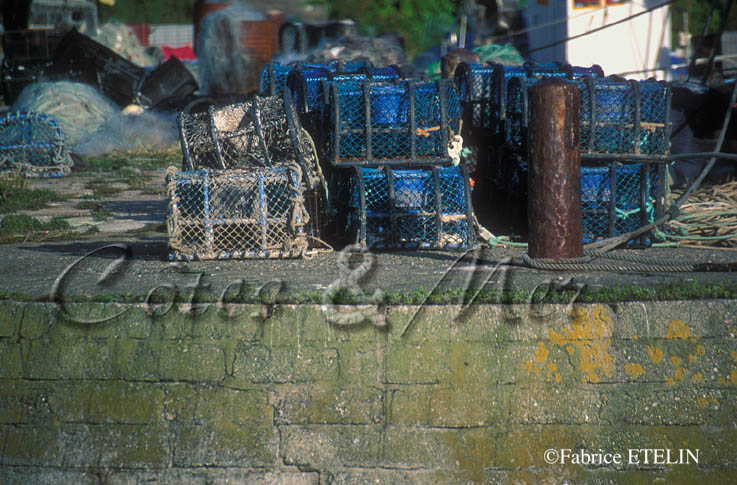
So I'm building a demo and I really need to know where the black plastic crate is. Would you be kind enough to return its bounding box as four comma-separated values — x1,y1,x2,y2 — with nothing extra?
50,29,147,107
138,57,199,108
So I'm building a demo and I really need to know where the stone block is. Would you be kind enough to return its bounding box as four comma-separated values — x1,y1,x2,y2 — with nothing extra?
387,387,433,426
87,381,165,424
506,386,602,425
3,424,62,466
0,380,52,424
273,384,383,425
113,338,160,381
385,341,450,384
158,341,225,381
173,424,277,467
0,341,23,378
57,339,115,379
229,343,338,385
280,424,381,468
163,384,272,426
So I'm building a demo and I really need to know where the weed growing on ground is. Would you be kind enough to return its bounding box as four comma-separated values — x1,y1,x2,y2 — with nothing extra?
0,174,66,213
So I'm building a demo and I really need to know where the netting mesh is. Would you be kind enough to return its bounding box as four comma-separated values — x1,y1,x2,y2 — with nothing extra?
259,62,293,97
580,163,660,244
454,63,497,135
454,62,605,142
166,165,311,260
0,112,72,177
579,78,671,156
497,156,661,244
179,110,220,171
328,80,461,165
342,165,474,249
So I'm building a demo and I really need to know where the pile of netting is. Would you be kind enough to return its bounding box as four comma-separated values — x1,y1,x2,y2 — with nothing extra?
11,81,118,146
92,21,157,67
665,181,737,247
196,5,267,94
73,110,179,157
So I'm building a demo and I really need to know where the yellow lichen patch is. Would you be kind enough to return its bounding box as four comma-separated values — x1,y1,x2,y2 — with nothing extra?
691,373,704,384
718,377,727,386
546,362,557,372
666,320,692,340
554,373,562,383
674,367,685,381
696,396,708,409
708,394,719,405
524,342,549,374
547,304,614,383
665,377,676,387
670,355,681,366
731,350,737,363
624,363,645,378
688,354,698,364
696,345,706,356
647,345,664,364
731,369,737,386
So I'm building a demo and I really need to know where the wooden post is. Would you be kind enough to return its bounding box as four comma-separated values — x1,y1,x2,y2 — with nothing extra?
528,78,583,260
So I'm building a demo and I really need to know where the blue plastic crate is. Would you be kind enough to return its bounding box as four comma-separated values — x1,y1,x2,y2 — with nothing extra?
341,165,475,249
328,79,461,165
166,166,312,260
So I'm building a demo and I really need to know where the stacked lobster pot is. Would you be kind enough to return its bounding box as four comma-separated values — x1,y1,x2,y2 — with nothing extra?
576,78,670,245
169,92,325,260
0,112,73,177
323,77,476,250
499,72,669,245
455,61,603,195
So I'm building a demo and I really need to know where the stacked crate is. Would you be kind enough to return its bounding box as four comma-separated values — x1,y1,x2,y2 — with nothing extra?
455,61,667,245
322,78,476,250
169,93,323,260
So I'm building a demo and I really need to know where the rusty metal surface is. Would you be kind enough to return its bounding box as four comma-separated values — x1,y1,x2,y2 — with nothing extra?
528,78,583,260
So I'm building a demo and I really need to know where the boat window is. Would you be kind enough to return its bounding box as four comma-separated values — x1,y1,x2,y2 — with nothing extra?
573,0,601,8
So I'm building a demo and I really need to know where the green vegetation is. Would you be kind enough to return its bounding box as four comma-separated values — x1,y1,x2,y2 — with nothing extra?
312,0,456,57
0,214,72,242
85,178,123,199
672,0,737,47
0,174,65,213
98,0,193,24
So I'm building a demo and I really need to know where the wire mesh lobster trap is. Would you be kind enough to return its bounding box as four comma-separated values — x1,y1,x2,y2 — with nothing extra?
454,61,604,142
578,77,671,157
179,94,323,190
327,79,461,166
166,165,315,260
0,112,72,177
581,163,661,245
335,165,475,250
286,63,402,116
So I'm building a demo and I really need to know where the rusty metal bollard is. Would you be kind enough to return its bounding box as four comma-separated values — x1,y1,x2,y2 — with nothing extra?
528,78,583,260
